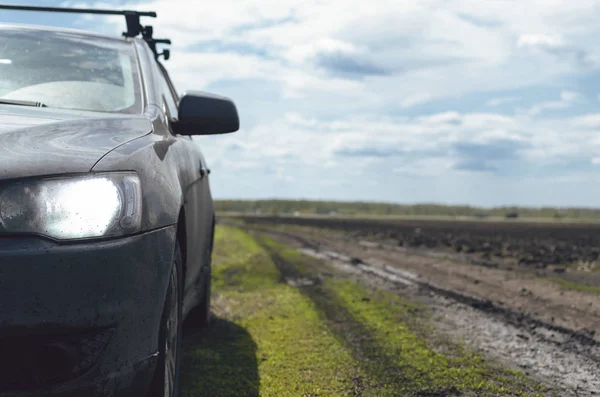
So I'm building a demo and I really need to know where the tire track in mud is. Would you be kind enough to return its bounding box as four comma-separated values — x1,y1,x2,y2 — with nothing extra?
243,224,600,397
238,215,600,277
245,224,599,347
254,241,414,396
253,237,528,396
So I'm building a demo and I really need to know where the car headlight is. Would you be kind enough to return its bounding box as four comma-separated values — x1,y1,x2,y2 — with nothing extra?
0,173,142,240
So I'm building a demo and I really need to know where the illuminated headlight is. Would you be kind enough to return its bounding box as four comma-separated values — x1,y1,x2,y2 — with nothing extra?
0,173,142,240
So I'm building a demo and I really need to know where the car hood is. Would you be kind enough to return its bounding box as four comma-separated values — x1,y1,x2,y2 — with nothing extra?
0,106,153,181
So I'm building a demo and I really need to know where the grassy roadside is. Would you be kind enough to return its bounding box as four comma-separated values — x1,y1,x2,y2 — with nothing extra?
180,227,361,396
180,226,545,396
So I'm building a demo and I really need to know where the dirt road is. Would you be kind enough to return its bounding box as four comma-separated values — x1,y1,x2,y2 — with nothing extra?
180,225,551,396
242,222,600,397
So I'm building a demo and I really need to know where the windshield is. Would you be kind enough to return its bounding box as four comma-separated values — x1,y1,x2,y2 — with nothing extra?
0,27,142,113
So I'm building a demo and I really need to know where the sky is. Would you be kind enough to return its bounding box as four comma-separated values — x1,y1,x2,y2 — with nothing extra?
2,0,600,207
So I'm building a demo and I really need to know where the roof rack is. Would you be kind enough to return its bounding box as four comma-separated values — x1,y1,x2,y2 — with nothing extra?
0,4,171,60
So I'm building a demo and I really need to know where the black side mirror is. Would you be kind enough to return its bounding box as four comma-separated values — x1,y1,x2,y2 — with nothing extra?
174,91,240,135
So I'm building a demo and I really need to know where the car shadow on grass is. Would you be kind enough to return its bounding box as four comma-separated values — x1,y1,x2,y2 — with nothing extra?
180,316,259,397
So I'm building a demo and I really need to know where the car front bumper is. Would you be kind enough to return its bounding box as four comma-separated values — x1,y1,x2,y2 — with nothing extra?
0,225,177,396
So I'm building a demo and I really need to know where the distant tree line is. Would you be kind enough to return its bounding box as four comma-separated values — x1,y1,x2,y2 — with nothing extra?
214,199,600,219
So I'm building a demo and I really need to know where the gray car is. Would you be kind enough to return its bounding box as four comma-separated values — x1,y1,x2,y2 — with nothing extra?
0,6,239,397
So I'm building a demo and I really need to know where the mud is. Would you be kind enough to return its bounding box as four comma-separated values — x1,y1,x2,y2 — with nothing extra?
239,216,600,286
249,224,600,397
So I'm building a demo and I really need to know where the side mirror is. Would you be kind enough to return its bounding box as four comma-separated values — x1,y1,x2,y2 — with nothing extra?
174,90,240,135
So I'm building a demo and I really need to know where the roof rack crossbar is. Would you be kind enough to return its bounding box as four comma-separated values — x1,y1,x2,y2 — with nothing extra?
0,4,156,17
0,5,156,36
0,4,170,59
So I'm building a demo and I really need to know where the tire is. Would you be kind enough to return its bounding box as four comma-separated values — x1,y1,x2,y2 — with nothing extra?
186,220,214,328
150,242,183,397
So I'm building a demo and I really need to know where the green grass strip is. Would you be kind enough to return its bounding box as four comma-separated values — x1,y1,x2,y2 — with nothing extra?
180,226,363,397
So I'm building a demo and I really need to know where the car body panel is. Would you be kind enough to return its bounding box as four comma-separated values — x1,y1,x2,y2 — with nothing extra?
1,359,157,397
0,226,176,396
139,40,214,310
0,106,153,181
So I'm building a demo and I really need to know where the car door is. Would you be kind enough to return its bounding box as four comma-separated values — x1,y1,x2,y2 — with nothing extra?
155,62,212,302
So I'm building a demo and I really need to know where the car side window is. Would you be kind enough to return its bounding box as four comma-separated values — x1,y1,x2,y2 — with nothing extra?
156,63,179,122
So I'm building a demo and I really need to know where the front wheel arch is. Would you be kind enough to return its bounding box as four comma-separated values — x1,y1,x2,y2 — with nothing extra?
149,240,183,397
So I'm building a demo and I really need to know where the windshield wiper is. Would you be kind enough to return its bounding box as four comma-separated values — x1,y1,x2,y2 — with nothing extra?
0,99,47,107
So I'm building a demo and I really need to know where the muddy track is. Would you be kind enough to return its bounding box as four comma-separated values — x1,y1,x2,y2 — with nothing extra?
241,224,600,397
263,251,414,395
256,239,467,396
245,224,599,347
238,216,600,286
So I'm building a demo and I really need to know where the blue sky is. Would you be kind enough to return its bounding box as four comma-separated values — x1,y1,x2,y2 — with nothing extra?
3,0,600,207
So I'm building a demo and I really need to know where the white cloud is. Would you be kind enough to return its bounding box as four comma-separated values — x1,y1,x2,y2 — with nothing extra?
199,108,600,180
167,52,283,88
285,38,365,63
71,0,600,105
517,34,566,50
516,33,591,66
393,157,454,177
400,93,433,108
486,96,519,107
417,111,461,125
527,90,580,116
573,114,600,128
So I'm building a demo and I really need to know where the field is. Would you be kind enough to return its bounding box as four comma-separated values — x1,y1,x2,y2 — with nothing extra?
203,215,600,396
176,216,600,396
179,225,544,396
214,199,600,221
236,215,600,282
